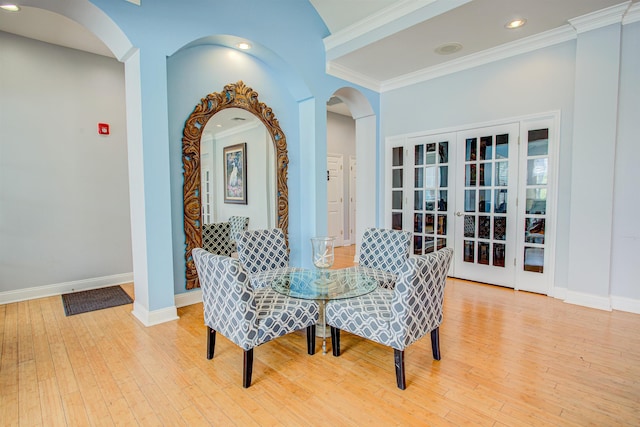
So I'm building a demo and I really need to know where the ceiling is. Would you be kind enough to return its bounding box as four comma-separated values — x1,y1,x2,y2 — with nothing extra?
1,0,637,97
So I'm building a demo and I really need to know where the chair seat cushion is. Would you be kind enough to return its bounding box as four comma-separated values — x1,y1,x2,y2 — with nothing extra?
342,265,397,289
253,288,319,345
326,288,395,347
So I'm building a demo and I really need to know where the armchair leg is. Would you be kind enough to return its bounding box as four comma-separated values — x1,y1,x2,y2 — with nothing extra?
243,349,254,388
430,327,441,361
307,325,316,355
330,327,341,356
207,326,216,360
394,349,406,390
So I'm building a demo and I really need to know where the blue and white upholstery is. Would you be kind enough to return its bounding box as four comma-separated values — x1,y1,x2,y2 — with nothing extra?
192,248,319,388
229,216,250,244
202,222,234,256
236,228,302,289
346,228,411,289
203,217,249,256
326,247,453,389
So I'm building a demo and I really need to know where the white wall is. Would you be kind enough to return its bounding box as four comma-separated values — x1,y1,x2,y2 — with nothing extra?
327,111,355,240
383,41,576,292
0,31,132,293
381,21,640,310
213,124,275,230
611,21,640,304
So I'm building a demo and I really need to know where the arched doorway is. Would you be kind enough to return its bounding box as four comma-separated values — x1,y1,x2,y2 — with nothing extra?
327,87,376,259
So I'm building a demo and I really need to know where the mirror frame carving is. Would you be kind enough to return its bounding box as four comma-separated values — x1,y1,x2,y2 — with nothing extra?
182,81,289,289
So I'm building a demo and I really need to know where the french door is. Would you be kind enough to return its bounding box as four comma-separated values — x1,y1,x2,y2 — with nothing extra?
386,115,557,294
453,123,519,287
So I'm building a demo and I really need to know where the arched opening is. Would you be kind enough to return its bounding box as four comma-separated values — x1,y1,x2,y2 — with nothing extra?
326,87,376,260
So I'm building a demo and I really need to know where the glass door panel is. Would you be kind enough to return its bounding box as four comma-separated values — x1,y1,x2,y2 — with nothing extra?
516,119,555,294
454,123,519,287
391,146,404,230
408,134,453,255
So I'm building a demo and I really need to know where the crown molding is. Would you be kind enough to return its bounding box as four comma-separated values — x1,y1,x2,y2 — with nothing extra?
623,2,640,25
324,0,436,51
326,61,382,92
324,0,471,60
380,24,577,92
569,1,630,33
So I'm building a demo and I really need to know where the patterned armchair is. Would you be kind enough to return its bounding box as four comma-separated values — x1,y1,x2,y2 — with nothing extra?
202,216,249,256
347,227,411,289
229,215,250,245
192,248,319,388
236,228,302,289
326,247,453,389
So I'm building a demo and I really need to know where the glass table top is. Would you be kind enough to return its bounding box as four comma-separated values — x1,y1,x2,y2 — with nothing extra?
271,269,376,300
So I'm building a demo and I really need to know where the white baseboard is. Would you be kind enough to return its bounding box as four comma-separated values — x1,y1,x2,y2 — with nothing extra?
131,301,179,327
175,289,202,308
611,295,640,314
0,273,134,305
564,290,612,311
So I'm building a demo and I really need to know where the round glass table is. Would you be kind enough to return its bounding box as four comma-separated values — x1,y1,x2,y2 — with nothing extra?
271,269,376,354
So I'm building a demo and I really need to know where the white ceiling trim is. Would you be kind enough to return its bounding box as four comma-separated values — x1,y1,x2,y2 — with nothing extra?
326,24,579,93
623,1,640,24
323,0,471,60
380,25,577,91
569,1,631,33
326,62,382,92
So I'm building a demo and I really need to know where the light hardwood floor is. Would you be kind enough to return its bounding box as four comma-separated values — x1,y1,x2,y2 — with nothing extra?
2,246,639,426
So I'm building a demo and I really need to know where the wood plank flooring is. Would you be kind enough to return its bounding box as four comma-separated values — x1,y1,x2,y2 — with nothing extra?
1,246,639,426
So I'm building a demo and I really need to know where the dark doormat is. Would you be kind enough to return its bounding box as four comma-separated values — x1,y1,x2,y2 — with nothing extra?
62,285,133,316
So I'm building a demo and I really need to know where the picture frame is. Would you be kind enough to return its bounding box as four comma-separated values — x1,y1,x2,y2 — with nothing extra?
223,143,247,204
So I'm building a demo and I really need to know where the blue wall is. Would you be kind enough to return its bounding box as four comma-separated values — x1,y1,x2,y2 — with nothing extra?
89,0,380,297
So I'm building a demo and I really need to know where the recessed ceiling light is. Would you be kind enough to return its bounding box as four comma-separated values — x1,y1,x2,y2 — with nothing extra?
435,42,463,55
0,4,21,12
236,42,251,50
505,18,526,29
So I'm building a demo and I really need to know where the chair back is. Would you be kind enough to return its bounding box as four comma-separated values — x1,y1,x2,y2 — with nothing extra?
390,247,453,348
192,248,258,350
202,222,234,255
359,228,411,274
229,216,250,244
236,228,289,274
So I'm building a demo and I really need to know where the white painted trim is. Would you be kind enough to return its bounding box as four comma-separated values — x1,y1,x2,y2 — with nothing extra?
623,2,640,24
381,25,576,91
324,0,440,52
611,295,640,314
564,290,612,311
569,1,630,33
132,302,179,327
176,289,203,308
552,286,568,301
326,62,381,92
0,273,133,305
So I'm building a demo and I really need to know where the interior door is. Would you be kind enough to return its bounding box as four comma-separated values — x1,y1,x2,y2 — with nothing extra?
408,133,454,255
348,156,356,245
327,154,344,246
453,123,519,287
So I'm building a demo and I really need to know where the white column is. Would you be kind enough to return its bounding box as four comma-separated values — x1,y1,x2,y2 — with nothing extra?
566,6,627,309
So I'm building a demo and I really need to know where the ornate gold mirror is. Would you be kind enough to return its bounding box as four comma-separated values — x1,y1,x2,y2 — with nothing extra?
183,81,289,289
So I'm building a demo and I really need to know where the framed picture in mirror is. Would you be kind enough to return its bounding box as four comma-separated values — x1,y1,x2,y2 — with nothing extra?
223,143,247,204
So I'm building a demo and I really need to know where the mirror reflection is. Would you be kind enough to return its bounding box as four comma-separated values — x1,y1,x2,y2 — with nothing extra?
200,108,276,229
183,81,289,290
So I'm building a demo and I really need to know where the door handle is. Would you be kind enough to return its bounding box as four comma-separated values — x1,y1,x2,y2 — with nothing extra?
455,211,463,217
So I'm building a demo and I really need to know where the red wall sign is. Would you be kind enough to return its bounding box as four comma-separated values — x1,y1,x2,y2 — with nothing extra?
98,123,110,135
